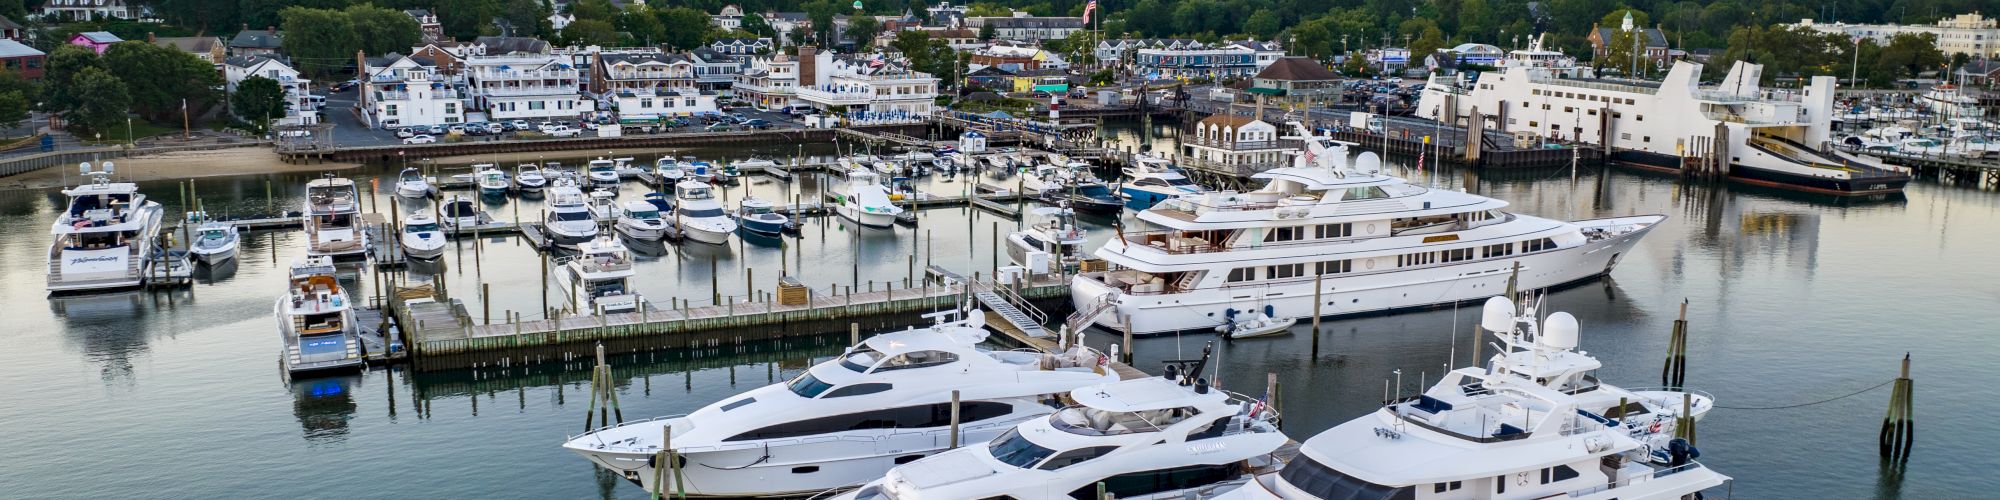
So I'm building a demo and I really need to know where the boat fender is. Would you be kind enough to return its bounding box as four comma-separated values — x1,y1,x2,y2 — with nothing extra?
1264,305,1275,318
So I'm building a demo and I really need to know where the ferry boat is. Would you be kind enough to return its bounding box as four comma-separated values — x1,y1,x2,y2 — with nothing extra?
1118,154,1206,210
1007,206,1087,274
475,164,510,197
275,257,364,376
1417,60,1909,195
185,211,239,265
671,180,736,244
654,156,687,183
540,184,600,247
563,310,1118,497
614,200,669,240
835,169,903,228
1070,128,1664,335
555,236,642,314
394,167,432,198
1216,297,1730,500
399,212,446,260
515,164,548,191
734,196,790,236
839,346,1286,500
303,176,368,260
586,157,621,187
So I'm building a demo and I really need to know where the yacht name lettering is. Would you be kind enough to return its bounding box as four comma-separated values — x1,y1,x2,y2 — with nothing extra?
69,256,120,265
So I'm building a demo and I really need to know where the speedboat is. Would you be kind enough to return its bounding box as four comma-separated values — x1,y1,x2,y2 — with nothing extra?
671,180,736,245
654,156,686,183
615,200,669,240
275,256,364,376
302,176,367,260
475,164,510,197
715,162,742,185
540,184,600,247
1214,296,1731,500
555,235,642,314
1217,308,1297,339
1054,176,1124,215
515,164,548,191
399,212,446,260
734,196,790,236
185,211,239,266
437,195,483,230
586,157,621,187
589,188,619,221
1006,205,1087,274
840,345,1287,500
612,157,643,177
687,160,716,183
562,310,1119,497
394,167,432,198
1119,155,1206,210
1017,163,1066,194
835,169,903,228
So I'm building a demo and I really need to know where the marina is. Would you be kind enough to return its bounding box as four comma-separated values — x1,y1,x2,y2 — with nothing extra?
1,121,1993,499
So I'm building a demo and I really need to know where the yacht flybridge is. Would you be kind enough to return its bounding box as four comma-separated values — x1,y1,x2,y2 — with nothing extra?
1418,59,1909,195
1071,125,1664,335
563,309,1118,497
303,176,368,260
1219,297,1730,500
47,161,164,293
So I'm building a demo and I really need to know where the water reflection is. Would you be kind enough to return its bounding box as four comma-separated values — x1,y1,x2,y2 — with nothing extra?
290,375,360,444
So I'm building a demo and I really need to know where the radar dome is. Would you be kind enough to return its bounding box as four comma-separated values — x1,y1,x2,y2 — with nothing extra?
1355,152,1382,173
1542,312,1579,350
1480,296,1515,332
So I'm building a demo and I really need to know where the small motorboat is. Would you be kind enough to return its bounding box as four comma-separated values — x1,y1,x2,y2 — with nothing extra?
686,160,716,184
612,157,643,177
185,211,239,265
1218,308,1297,339
438,196,483,230
588,188,619,221
474,164,509,197
615,200,669,240
515,164,548,191
734,196,790,236
714,163,742,185
399,212,446,260
586,158,620,187
654,157,686,183
394,167,431,198
729,158,777,177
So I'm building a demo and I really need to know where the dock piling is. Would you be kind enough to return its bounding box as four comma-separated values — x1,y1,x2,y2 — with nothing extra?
1662,299,1689,391
1881,354,1916,461
949,389,962,448
1311,274,1323,359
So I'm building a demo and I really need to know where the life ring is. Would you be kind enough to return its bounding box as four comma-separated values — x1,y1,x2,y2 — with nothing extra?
1515,471,1530,486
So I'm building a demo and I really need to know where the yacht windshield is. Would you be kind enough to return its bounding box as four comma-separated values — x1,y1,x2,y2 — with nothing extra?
407,223,439,232
552,211,592,222
840,347,882,372
1166,177,1196,186
680,208,726,218
1276,457,1414,500
787,372,834,398
988,428,1057,468
626,209,660,219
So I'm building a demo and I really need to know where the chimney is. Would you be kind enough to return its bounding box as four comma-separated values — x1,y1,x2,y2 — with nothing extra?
799,45,819,87
267,26,277,35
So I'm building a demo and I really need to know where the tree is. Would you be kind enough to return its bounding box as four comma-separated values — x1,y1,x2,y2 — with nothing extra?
279,7,359,76
500,0,553,37
741,12,777,38
847,15,880,49
0,0,25,21
564,19,619,46
102,41,221,122
231,76,286,132
0,90,27,132
618,7,668,45
1243,9,1280,39
344,4,423,55
569,0,618,22
42,45,102,118
978,22,996,41
1876,32,1946,80
69,67,130,135
654,7,714,50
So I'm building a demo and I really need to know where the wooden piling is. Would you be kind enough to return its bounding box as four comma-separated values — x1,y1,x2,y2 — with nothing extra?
850,322,859,346
1662,299,1688,391
1675,392,1696,445
1880,354,1915,461
1311,273,1323,358
1120,314,1134,364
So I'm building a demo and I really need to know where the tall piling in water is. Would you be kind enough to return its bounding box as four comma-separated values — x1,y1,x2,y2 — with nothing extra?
1661,299,1689,391
1881,354,1915,461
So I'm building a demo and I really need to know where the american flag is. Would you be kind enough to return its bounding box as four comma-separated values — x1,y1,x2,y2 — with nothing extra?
1082,0,1098,23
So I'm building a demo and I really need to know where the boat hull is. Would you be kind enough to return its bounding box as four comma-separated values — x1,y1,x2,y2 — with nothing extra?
395,183,431,198
738,218,786,236
682,226,731,245
1120,186,1183,210
616,221,667,241
837,205,898,228
1610,150,1910,196
570,420,1025,497
191,243,237,265
1074,216,1660,335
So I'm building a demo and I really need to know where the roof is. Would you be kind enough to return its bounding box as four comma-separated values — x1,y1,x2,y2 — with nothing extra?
229,30,283,49
1593,27,1667,48
0,16,21,30
0,39,43,58
152,36,220,54
1198,114,1265,128
472,36,549,54
1068,377,1221,412
1255,56,1338,82
971,16,1085,29
75,31,123,44
1012,68,1067,78
225,53,291,69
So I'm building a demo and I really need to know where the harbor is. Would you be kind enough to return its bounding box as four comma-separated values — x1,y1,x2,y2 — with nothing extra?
1,118,1993,499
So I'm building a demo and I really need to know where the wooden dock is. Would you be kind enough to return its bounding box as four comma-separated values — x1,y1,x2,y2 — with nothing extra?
1840,146,2000,187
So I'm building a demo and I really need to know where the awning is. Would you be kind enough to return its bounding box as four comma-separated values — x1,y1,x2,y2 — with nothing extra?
1246,87,1286,96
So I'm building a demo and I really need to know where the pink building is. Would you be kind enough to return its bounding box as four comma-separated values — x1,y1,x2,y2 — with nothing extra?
69,31,123,54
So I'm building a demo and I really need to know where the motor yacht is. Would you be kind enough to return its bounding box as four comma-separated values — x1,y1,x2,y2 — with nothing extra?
672,180,736,244
654,156,687,183
587,157,621,187
437,195,483,231
475,164,510,197
394,167,432,198
735,196,790,236
399,212,446,260
303,176,367,260
555,235,642,314
835,169,903,228
1007,206,1087,274
275,257,364,376
1119,154,1206,210
615,200,670,241
185,211,239,266
515,164,548,191
541,184,600,247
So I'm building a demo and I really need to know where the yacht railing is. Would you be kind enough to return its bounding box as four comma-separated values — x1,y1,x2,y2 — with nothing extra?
1564,461,1714,497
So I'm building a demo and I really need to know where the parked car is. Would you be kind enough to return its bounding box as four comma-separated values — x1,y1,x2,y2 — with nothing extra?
744,119,771,130
482,122,503,134
427,125,446,135
394,127,416,139
546,125,580,137
404,134,437,144
446,125,467,135
704,122,730,132
535,121,556,133
510,120,530,131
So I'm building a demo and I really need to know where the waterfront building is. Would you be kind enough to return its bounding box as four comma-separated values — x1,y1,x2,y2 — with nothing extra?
708,37,772,56
1177,114,1294,175
686,47,745,96
794,52,940,122
610,87,718,119
733,53,800,111
1248,56,1340,106
360,54,464,128
591,47,697,94
1132,40,1284,80
969,43,1068,72
464,55,592,122
1795,14,2000,59
964,16,1084,43
226,55,316,125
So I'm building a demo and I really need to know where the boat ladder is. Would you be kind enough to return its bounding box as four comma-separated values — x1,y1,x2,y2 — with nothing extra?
973,287,1046,338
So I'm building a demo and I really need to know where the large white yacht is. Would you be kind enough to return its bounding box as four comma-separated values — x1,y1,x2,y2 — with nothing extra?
840,348,1288,500
1218,297,1730,500
671,180,736,244
555,235,642,314
540,183,599,247
275,256,364,376
303,176,368,259
563,310,1118,497
834,169,903,228
47,162,164,292
1418,60,1908,195
1071,128,1664,335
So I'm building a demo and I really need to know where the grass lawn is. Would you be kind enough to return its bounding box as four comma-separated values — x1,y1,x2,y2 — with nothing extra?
82,121,180,145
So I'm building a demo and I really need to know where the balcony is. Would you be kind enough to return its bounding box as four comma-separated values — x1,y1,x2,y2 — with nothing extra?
795,87,874,106
479,85,580,97
376,90,460,101
1181,138,1299,151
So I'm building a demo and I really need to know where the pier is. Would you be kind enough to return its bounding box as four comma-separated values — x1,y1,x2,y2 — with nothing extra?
1838,145,2000,187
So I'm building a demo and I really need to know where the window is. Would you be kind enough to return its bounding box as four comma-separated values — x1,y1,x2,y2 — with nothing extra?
1433,481,1463,493
1265,263,1305,280
728,401,1014,441
1528,121,1538,127
1563,106,1573,113
1397,252,1437,267
385,104,398,116
1643,136,1651,143
989,427,1056,467
1264,226,1304,242
1440,248,1474,263
1038,446,1119,470
1481,243,1514,258
719,397,756,411
1620,133,1631,140
1540,464,1580,484
1315,260,1352,275
640,98,654,108
1637,114,1644,121
787,372,834,398
873,350,959,371
529,101,545,110
1277,458,1414,500
445,103,457,114
1226,267,1254,283
1588,109,1598,115
1315,223,1352,239
823,383,894,398
1523,237,1556,252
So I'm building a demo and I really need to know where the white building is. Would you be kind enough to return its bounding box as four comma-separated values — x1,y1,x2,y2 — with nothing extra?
1795,13,2000,59
796,54,940,123
464,55,593,121
963,16,1084,43
1133,40,1284,80
361,54,465,128
612,88,719,119
687,48,745,96
225,55,316,125
733,53,801,111
38,0,134,20
1178,114,1293,175
712,5,744,30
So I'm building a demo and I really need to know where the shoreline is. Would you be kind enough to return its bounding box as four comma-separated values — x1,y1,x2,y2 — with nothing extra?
0,147,361,190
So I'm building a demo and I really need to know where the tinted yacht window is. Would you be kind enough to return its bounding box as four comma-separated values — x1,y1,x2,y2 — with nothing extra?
787,373,834,398
989,428,1057,468
1276,457,1414,500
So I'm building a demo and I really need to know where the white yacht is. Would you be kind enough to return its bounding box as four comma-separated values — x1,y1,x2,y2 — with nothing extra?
275,257,364,376
399,212,446,260
184,211,239,266
1070,128,1665,335
1007,206,1087,274
563,310,1119,497
437,195,483,230
686,160,717,184
1119,154,1206,210
1217,297,1731,500
394,167,432,198
730,157,779,176
556,235,642,314
734,195,790,236
1016,163,1067,195
541,184,600,247
835,169,904,228
1418,60,1909,195
475,164,510,196
515,164,548,191
654,156,687,183
615,200,669,240
587,157,621,187
841,350,1287,500
589,188,619,221
672,180,736,244
303,176,368,260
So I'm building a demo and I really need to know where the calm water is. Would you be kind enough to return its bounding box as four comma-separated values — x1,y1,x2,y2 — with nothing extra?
1,132,1995,499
